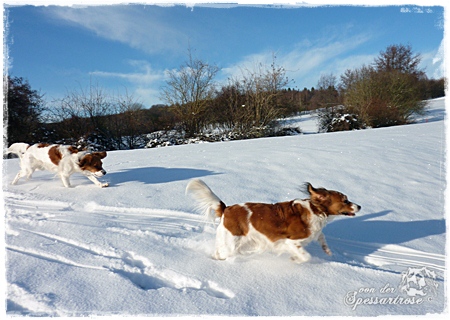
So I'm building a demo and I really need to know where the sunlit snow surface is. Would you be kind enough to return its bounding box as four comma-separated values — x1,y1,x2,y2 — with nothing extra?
3,98,446,316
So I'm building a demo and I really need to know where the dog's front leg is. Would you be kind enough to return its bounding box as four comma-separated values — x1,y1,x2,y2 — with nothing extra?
318,233,332,256
86,175,109,188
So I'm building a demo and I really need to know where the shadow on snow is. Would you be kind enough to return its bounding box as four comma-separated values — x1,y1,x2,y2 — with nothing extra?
325,210,445,244
319,210,445,273
107,166,220,185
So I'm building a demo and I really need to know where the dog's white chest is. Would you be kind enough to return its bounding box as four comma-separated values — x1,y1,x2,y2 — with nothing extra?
307,213,328,239
295,199,328,240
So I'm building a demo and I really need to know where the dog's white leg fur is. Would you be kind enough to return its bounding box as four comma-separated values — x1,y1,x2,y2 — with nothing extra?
274,240,311,264
12,154,32,184
12,171,23,185
292,245,312,263
60,174,72,188
85,174,109,188
12,165,35,185
318,232,332,256
214,217,236,260
26,169,36,180
237,222,271,255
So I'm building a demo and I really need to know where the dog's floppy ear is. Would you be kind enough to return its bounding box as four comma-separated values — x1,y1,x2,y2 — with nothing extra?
305,182,328,203
304,182,320,196
79,156,87,167
304,182,314,195
93,151,107,159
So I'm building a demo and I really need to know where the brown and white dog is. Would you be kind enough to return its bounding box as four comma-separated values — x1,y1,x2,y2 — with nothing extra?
8,142,108,188
186,179,360,263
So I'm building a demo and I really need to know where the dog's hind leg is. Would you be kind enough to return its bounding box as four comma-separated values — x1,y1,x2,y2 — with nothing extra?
11,171,23,185
60,174,72,188
275,240,311,263
291,245,311,263
12,167,34,185
214,217,236,260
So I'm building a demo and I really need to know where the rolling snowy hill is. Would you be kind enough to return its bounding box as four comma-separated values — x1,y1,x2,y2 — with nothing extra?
2,98,447,317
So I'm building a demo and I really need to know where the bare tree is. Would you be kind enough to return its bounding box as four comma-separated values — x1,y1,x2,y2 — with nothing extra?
49,82,113,141
108,90,146,149
317,73,337,90
339,65,375,125
374,44,424,76
160,49,220,136
238,54,290,134
213,79,247,131
310,73,340,109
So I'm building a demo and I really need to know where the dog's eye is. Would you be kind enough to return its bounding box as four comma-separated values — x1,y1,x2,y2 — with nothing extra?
344,200,350,204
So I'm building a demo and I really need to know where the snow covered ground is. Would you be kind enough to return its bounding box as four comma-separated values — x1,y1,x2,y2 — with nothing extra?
2,98,447,317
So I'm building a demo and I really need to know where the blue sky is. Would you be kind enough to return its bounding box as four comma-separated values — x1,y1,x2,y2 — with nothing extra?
4,2,445,107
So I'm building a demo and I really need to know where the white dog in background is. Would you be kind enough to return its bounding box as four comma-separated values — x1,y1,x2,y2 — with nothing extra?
8,142,108,188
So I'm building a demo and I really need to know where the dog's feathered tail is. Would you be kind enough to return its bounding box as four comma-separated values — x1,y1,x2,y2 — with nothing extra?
7,142,30,159
186,179,226,221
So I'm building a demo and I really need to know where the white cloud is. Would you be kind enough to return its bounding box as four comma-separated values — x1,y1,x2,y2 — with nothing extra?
429,39,445,79
413,39,445,80
90,60,164,84
49,6,186,55
89,60,166,106
221,31,374,89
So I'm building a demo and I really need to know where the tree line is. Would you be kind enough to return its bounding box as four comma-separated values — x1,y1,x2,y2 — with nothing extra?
4,44,445,150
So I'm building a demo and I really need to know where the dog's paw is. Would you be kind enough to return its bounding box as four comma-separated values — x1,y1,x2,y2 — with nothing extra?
291,251,311,264
291,256,308,264
322,245,332,256
213,251,228,261
101,183,109,188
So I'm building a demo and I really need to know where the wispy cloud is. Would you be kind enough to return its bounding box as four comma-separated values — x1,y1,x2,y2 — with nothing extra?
49,6,186,55
90,60,165,106
221,31,375,88
90,60,164,84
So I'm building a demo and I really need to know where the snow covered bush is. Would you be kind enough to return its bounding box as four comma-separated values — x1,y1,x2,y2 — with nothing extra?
318,106,366,133
144,124,301,148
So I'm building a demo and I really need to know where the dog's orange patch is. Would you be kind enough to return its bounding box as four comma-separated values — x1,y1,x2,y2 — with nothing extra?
48,145,62,166
68,146,79,154
222,201,312,242
37,143,50,148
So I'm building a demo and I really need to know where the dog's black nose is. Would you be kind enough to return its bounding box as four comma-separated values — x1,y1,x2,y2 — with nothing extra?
101,170,107,175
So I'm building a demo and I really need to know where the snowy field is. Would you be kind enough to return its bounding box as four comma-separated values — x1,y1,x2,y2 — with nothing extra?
2,98,447,317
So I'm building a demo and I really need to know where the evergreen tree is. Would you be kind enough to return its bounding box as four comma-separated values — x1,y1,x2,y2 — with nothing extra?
4,76,45,145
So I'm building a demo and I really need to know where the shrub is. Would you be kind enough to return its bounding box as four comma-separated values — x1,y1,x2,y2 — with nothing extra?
318,106,366,132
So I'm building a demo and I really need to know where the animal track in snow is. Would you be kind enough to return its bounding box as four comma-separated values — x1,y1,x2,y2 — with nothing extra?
7,244,106,271
7,283,64,317
10,228,234,300
113,251,235,299
5,190,234,301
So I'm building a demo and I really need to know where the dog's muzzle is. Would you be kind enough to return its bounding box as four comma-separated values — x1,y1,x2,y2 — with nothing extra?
94,170,106,177
341,204,361,216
